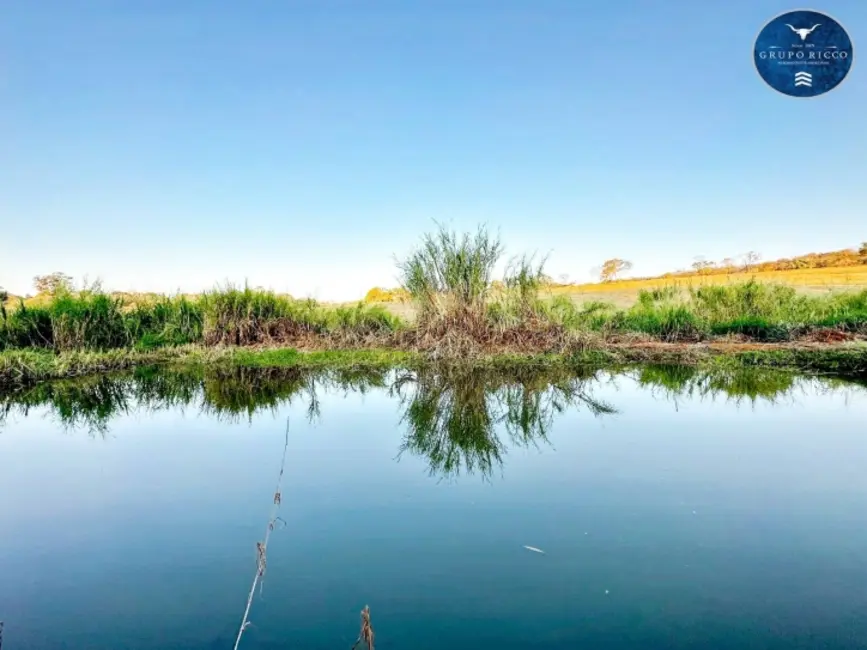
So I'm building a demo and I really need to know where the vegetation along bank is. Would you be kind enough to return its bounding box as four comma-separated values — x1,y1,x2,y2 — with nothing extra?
2,226,866,387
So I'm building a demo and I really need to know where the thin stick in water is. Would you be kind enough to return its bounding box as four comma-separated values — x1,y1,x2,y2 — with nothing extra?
351,606,374,650
233,417,290,650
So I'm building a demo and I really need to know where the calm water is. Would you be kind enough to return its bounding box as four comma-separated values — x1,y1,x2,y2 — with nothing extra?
1,365,866,650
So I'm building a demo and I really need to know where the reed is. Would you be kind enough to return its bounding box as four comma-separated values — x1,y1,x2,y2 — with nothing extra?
397,223,503,324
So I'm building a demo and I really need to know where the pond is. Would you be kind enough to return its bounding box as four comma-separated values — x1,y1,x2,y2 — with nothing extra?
1,365,866,650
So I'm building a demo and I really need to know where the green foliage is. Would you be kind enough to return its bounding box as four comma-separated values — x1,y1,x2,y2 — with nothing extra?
614,305,703,341
4,230,867,357
198,285,401,346
49,289,129,351
327,302,403,336
0,301,54,349
0,283,403,352
398,224,504,320
599,280,867,341
536,297,615,330
198,284,311,346
127,296,204,349
485,255,551,329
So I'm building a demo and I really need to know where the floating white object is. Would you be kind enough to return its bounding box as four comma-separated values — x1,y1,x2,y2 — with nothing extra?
523,545,545,554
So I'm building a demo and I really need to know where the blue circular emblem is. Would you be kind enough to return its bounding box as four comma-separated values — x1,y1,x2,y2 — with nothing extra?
754,9,853,97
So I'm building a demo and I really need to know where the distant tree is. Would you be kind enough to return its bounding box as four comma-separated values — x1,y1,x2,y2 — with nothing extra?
557,273,571,285
742,251,762,271
691,257,715,274
33,272,73,295
720,258,737,273
859,242,867,257
599,259,633,282
0,288,7,304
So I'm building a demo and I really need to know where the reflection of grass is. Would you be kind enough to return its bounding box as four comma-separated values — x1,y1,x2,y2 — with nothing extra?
633,364,803,407
3,343,867,390
0,347,418,389
3,365,867,482
393,365,617,480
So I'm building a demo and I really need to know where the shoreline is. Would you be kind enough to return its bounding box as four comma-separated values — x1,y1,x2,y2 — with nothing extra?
2,341,866,389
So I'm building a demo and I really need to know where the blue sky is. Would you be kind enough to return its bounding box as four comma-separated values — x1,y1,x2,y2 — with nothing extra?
2,0,864,301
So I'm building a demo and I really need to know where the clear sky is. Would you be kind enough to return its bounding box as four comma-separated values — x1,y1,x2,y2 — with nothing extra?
2,0,865,301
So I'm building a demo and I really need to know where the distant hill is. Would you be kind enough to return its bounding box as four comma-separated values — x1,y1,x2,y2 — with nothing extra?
637,244,867,282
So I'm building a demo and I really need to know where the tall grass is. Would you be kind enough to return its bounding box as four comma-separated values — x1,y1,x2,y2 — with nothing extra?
398,224,503,322
3,228,867,357
487,254,549,326
0,283,402,352
198,284,401,345
394,225,867,345
126,295,203,349
199,285,317,346
0,288,204,352
607,280,867,341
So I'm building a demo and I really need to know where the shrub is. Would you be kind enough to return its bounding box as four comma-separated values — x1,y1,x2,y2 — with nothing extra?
398,224,503,322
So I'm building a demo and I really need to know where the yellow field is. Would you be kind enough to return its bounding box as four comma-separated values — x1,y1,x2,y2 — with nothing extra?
543,266,867,309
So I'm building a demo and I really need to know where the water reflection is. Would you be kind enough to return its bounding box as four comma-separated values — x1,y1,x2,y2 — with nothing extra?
392,366,616,480
1,364,865,480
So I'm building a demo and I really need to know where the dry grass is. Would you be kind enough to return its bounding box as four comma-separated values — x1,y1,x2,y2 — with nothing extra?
351,606,375,650
551,266,867,301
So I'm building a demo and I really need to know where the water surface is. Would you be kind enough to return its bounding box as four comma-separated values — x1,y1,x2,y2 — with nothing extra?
1,365,866,649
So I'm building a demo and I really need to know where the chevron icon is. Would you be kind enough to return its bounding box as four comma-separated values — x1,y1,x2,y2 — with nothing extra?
794,71,813,87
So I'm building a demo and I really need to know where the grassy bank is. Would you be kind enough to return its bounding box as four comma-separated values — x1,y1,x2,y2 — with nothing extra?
2,342,866,389
2,226,867,387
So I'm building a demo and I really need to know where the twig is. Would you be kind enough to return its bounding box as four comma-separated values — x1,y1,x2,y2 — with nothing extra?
233,417,290,650
351,606,374,650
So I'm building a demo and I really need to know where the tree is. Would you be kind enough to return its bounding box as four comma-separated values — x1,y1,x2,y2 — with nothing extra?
599,259,633,282
33,272,73,295
859,242,867,257
691,257,714,274
742,251,761,271
557,273,571,285
720,258,737,273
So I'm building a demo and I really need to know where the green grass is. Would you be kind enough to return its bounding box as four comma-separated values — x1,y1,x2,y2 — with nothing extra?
3,342,866,390
0,290,205,352
551,281,867,342
398,223,504,322
228,348,416,369
3,228,867,370
0,284,402,353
